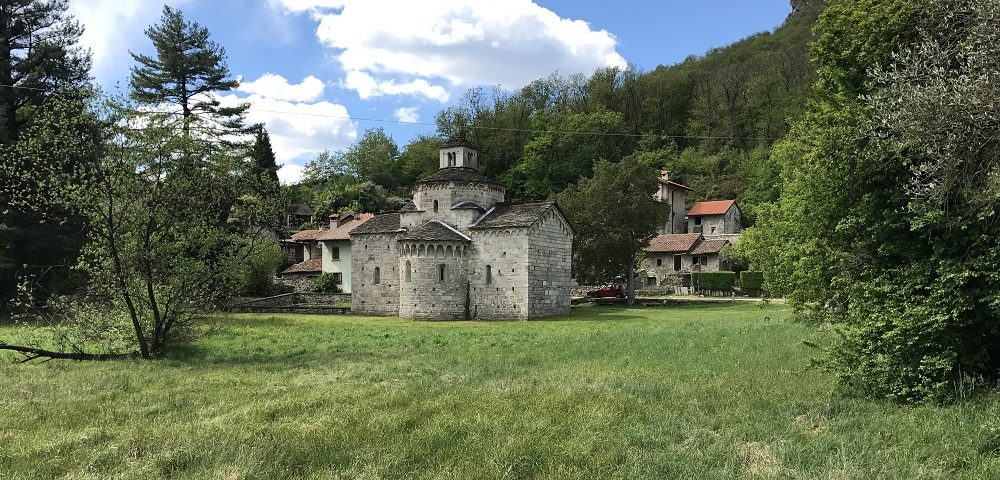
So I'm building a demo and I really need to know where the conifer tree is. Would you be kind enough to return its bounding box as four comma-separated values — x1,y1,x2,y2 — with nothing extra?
0,0,90,143
129,5,248,138
250,127,279,184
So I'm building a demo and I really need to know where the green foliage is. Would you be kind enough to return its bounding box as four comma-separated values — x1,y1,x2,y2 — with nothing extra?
310,273,343,294
693,271,737,292
739,271,764,296
239,242,285,297
745,0,1000,403
557,156,667,298
0,0,92,312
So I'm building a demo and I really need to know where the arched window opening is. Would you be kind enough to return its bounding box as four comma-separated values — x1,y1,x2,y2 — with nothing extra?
438,264,446,282
433,200,439,212
405,261,411,283
486,265,492,284
374,267,381,284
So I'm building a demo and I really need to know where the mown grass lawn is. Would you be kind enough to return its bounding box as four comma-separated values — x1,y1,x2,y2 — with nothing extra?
2,303,999,479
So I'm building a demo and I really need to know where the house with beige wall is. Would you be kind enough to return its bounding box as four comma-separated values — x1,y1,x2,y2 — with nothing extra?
316,213,372,293
653,171,692,234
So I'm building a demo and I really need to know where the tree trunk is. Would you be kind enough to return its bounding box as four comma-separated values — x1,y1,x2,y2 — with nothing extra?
626,254,636,306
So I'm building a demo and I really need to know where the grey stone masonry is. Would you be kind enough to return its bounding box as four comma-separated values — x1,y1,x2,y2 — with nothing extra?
350,142,573,320
351,233,402,316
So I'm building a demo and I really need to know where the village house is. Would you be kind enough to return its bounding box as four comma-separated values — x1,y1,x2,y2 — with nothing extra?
316,212,373,293
643,233,731,286
653,171,692,234
642,198,743,287
686,199,742,241
350,137,574,320
286,203,314,227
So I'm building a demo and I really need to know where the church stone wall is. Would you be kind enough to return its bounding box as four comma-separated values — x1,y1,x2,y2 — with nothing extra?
351,233,401,316
399,242,470,320
526,209,573,317
468,230,530,320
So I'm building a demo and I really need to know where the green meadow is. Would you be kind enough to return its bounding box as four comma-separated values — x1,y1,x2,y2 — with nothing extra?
2,303,999,479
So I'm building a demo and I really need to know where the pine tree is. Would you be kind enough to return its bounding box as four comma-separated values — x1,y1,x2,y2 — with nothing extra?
0,0,91,143
129,5,248,138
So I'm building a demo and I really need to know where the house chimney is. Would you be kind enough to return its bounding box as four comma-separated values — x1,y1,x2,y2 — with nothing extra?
659,170,670,181
329,213,339,229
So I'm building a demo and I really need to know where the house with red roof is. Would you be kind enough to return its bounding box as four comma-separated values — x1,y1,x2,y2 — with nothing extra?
686,199,742,240
315,212,374,293
278,212,374,292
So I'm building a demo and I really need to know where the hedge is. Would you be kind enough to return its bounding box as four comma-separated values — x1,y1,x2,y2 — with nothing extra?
692,271,737,292
740,271,764,297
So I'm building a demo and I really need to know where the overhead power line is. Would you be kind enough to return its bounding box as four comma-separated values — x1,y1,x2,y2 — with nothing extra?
0,83,781,142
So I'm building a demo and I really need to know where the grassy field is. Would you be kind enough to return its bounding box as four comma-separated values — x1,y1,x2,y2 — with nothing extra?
2,303,999,479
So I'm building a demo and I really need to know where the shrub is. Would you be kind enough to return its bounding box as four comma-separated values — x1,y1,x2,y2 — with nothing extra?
740,271,765,297
239,242,285,297
693,271,736,293
310,273,342,293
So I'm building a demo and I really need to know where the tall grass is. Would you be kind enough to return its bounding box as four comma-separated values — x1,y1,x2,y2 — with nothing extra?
1,303,998,479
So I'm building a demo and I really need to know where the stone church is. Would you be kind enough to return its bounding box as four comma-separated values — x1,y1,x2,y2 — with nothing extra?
350,137,574,320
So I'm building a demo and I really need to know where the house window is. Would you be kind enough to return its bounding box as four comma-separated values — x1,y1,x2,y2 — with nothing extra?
694,217,702,225
438,264,446,282
486,265,492,284
331,246,340,260
692,256,700,266
405,261,411,283
656,258,662,267
674,255,682,271
374,267,380,284
333,272,343,284
313,244,321,258
701,256,709,266
433,200,439,212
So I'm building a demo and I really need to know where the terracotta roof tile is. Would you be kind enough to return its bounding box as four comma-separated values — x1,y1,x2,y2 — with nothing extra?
647,233,702,253
687,200,736,216
290,229,325,241
690,239,729,255
317,214,374,241
280,258,323,275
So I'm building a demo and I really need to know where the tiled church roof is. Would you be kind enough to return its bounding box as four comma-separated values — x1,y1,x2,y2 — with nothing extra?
350,213,402,235
400,221,472,242
471,202,558,229
413,167,503,186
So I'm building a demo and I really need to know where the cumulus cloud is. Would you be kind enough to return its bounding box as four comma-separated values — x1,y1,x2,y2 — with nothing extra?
275,0,626,101
218,73,357,184
345,71,450,102
238,73,325,102
393,107,419,123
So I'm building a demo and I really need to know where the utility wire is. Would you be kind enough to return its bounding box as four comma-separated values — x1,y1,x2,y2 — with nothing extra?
0,83,781,141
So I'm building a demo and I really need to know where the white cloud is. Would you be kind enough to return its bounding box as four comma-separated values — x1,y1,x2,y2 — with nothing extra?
281,0,626,101
278,163,306,185
345,71,450,102
69,0,189,81
238,73,325,102
393,107,419,123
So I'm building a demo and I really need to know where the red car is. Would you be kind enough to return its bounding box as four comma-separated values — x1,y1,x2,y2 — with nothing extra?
587,284,625,298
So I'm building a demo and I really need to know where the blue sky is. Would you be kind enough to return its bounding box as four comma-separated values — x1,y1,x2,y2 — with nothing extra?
68,0,792,183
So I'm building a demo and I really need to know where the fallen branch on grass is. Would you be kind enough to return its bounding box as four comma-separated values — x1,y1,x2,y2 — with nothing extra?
0,342,136,363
